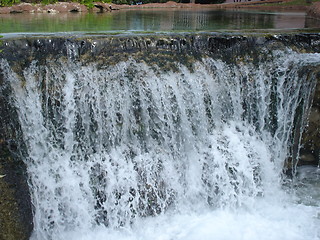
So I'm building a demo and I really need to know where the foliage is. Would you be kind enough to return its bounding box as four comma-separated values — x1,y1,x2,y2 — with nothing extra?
0,0,20,7
75,0,112,8
40,0,57,4
78,0,94,8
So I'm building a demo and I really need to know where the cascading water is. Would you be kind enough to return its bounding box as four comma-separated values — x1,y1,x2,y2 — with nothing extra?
1,37,320,240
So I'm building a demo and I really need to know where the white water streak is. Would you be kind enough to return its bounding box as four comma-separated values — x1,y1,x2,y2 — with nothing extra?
1,49,320,240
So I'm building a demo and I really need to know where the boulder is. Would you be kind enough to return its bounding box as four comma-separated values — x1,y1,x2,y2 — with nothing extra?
93,2,112,13
0,7,11,14
42,2,88,13
11,3,37,13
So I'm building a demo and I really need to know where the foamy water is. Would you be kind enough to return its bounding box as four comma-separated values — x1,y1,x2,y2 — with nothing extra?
1,48,320,240
58,199,320,240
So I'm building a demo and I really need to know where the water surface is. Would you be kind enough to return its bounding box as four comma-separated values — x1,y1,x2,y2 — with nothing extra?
0,9,319,33
1,8,320,240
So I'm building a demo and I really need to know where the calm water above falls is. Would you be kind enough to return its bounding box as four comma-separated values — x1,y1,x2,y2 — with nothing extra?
0,9,319,33
1,8,320,240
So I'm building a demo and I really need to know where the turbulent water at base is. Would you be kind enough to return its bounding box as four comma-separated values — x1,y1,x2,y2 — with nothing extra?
1,47,320,240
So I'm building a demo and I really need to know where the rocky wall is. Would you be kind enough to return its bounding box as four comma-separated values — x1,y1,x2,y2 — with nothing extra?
0,70,33,240
300,71,320,166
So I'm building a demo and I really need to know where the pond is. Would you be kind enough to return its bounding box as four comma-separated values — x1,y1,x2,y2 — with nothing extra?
0,8,319,34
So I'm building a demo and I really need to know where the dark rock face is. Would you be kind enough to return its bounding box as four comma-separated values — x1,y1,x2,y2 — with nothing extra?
0,33,319,238
307,2,320,20
2,33,320,69
0,70,33,240
300,71,320,166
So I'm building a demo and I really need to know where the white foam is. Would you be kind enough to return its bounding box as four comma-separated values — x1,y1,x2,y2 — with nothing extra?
56,200,320,240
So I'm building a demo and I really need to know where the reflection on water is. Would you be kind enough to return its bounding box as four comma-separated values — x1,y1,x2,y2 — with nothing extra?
0,9,319,33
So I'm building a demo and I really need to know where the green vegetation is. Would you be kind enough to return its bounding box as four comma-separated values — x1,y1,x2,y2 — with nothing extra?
40,0,57,4
109,0,223,4
0,0,20,7
111,0,177,4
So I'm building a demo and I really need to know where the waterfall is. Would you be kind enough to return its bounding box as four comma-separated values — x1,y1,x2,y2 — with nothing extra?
1,38,320,240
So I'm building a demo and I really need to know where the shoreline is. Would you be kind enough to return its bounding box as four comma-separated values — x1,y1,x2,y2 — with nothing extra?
112,0,309,11
0,0,318,14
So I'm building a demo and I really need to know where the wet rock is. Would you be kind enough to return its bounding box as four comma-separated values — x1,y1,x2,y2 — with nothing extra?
94,2,112,13
0,7,10,14
0,151,33,240
307,2,320,20
8,3,37,13
300,72,320,167
0,70,33,240
300,153,316,162
42,2,88,13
